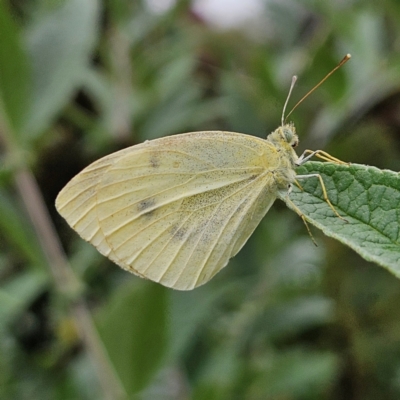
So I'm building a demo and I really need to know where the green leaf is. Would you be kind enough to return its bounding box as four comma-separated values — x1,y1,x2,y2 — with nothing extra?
0,188,48,270
250,349,339,398
0,271,48,328
0,1,31,133
22,0,99,141
261,296,335,340
96,281,168,394
168,284,228,360
286,162,400,274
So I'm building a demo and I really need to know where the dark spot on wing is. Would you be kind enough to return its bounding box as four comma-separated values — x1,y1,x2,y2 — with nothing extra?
150,154,160,168
171,225,187,240
143,209,155,217
138,198,155,211
138,198,156,217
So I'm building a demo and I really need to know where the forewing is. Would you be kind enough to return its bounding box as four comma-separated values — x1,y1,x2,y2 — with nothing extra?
55,148,128,270
56,131,278,289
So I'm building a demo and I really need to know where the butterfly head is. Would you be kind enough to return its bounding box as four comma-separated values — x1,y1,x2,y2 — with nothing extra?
267,123,299,150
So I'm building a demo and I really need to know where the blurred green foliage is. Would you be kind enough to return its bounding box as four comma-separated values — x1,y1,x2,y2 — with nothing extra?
1,0,400,399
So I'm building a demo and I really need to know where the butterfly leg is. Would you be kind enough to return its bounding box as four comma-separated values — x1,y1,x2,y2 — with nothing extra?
294,179,304,191
297,149,347,166
296,173,347,222
283,194,317,246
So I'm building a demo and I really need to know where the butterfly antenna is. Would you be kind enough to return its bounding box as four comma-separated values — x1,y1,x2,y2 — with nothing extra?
284,54,351,123
281,75,297,126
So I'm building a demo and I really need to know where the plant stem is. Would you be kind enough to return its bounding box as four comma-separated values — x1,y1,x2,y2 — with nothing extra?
0,103,126,400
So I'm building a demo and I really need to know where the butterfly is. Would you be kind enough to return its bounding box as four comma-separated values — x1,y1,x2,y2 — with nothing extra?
55,55,350,290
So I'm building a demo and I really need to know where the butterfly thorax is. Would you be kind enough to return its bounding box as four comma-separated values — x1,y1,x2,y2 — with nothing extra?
265,123,299,190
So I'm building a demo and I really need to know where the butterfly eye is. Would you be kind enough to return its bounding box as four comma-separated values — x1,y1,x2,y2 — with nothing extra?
282,128,293,142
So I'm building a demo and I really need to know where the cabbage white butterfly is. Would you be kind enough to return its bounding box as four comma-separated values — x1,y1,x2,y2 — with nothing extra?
56,55,351,290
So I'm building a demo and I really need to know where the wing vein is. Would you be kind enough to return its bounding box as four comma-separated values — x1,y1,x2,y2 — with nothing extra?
138,213,195,276
99,171,261,235
98,167,264,193
197,177,270,285
189,135,271,155
69,200,98,227
114,148,217,169
111,208,186,253
171,171,271,287
56,183,99,211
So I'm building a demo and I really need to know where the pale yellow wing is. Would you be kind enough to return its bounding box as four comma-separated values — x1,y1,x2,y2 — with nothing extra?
56,131,279,290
